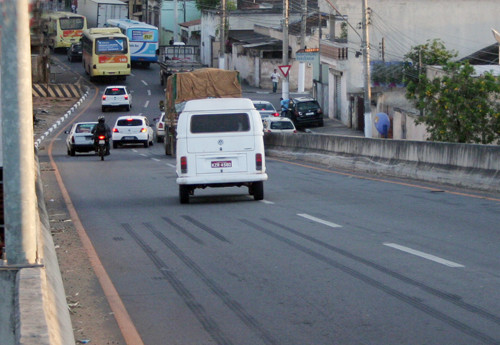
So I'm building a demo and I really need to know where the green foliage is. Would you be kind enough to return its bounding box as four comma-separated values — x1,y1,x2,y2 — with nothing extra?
340,22,347,40
403,39,457,93
408,60,500,144
372,62,404,86
195,0,220,11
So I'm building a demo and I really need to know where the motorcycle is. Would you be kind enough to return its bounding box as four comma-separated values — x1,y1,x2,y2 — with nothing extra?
97,135,107,161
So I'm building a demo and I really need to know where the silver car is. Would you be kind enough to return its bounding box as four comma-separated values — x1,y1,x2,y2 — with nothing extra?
252,100,279,122
65,122,97,156
154,112,166,143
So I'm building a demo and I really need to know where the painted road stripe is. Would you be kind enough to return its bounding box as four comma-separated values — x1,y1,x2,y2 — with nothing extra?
384,243,465,268
166,163,176,168
152,158,160,162
141,80,148,86
260,200,274,204
144,100,150,108
297,213,342,228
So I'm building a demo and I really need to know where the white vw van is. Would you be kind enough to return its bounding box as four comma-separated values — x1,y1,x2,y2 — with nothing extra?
176,98,268,203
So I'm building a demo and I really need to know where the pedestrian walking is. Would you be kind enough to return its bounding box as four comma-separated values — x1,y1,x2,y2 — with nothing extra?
271,69,280,93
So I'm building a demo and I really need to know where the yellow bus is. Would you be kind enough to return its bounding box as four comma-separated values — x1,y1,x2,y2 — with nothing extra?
42,11,87,50
81,27,131,81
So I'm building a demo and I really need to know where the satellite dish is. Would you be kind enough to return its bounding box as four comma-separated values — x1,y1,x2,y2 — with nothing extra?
374,112,390,137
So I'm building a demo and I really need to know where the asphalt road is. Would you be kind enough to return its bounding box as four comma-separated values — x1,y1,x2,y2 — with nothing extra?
44,58,500,345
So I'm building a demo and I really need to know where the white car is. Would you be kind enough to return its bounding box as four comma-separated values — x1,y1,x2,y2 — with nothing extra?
101,85,132,112
65,121,98,156
263,117,297,134
154,112,166,143
112,115,154,148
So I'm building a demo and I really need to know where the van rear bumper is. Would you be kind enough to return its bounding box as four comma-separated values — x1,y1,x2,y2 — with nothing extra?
177,173,268,186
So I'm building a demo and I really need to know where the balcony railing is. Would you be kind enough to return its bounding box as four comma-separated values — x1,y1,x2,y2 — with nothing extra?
320,40,348,61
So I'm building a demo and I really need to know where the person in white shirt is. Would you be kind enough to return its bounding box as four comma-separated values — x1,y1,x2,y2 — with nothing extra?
270,69,280,93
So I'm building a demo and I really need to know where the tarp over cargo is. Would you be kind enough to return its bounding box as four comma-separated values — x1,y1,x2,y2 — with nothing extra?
166,68,242,108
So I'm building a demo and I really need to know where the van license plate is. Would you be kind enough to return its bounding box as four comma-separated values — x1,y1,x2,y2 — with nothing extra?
211,160,232,168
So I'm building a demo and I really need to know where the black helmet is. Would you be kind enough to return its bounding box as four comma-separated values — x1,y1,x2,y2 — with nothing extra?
98,116,105,123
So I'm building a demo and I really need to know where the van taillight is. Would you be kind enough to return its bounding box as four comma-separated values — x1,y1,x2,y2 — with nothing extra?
180,156,187,173
256,153,263,171
102,95,106,100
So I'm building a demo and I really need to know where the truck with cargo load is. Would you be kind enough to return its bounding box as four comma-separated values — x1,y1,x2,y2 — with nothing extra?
77,0,128,28
158,43,206,86
160,68,242,157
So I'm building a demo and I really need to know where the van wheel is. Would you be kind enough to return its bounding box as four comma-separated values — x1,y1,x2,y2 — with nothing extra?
144,140,149,148
252,182,264,201
179,185,190,204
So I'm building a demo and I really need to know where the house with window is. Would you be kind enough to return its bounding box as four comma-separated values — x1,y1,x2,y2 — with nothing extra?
316,0,500,137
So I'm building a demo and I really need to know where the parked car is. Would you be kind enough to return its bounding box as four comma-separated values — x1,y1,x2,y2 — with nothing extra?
112,115,154,148
67,42,82,62
252,100,280,122
263,117,297,134
101,85,132,112
285,97,323,128
154,112,166,143
65,121,97,156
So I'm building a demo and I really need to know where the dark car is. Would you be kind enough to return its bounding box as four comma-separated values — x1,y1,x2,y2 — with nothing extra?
67,42,82,62
286,97,324,128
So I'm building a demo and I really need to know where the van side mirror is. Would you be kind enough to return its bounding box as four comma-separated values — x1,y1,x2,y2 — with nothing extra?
159,100,164,111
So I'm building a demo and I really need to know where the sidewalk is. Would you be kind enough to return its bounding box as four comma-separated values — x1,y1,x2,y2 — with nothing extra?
241,83,365,137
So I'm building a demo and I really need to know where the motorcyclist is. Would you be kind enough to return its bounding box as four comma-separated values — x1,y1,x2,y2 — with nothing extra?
92,116,111,155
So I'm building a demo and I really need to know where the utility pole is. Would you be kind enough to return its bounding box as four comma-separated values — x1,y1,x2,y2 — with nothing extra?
282,0,289,99
219,0,226,69
362,0,372,138
298,0,307,92
1,0,38,265
174,0,178,42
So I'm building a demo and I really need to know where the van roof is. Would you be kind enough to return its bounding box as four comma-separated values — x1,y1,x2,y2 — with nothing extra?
183,98,255,112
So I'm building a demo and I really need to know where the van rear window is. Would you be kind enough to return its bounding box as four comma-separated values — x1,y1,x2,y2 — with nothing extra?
190,113,250,133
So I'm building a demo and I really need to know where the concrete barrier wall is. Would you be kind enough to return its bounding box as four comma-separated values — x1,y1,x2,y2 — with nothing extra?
0,158,75,345
264,133,500,192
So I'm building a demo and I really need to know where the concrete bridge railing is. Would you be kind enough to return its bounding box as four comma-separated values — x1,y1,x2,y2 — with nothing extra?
264,133,500,193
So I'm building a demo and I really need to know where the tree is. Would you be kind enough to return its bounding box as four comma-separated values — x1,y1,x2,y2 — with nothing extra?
404,41,500,144
403,39,457,89
195,0,220,11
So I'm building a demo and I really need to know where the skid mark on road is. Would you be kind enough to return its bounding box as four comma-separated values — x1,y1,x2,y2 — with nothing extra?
243,218,500,344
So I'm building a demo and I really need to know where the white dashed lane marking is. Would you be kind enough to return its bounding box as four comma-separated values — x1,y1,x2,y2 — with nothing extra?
384,243,465,268
297,213,342,228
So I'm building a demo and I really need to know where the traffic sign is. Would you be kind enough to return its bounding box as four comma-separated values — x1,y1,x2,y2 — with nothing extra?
278,65,291,77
